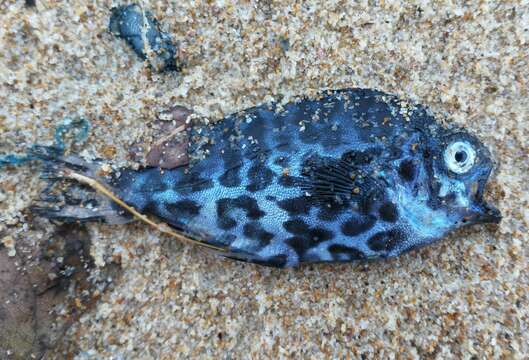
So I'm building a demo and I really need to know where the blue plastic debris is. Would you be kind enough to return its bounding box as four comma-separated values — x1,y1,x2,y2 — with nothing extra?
0,118,90,168
109,4,181,72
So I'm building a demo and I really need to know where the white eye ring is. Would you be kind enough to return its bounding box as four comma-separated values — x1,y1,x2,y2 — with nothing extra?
444,141,476,174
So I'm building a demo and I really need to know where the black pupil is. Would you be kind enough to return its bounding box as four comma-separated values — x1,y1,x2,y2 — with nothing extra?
455,150,467,163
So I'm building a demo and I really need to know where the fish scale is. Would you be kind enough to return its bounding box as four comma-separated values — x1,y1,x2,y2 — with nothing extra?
30,88,501,267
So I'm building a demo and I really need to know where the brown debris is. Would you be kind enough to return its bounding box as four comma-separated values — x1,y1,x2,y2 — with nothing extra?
130,106,191,169
0,225,95,359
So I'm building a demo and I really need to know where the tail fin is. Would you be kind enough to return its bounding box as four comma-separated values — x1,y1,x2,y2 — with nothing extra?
29,146,227,251
29,145,133,225
2,117,227,252
0,117,129,225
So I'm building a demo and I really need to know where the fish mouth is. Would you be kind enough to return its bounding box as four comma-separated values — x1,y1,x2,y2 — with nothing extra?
469,202,502,224
468,171,501,224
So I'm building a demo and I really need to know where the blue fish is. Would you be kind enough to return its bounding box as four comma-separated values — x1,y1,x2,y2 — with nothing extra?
31,88,500,267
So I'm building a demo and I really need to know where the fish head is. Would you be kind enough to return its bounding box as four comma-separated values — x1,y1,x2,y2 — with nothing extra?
427,130,501,227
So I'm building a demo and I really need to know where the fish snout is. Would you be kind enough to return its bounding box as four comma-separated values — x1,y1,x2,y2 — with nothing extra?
466,201,502,225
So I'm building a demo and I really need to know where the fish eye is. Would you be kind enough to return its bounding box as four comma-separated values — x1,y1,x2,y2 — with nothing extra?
444,141,476,174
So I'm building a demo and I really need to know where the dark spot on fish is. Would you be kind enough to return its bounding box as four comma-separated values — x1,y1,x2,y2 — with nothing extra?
216,202,236,230
358,187,384,215
284,219,333,257
236,196,266,219
219,165,242,187
367,229,404,252
142,170,167,192
142,201,159,216
341,215,376,236
243,222,274,245
176,172,214,194
328,244,365,260
286,237,311,257
307,227,333,242
379,202,399,223
283,218,309,234
246,164,274,192
399,159,415,182
219,145,243,187
216,196,266,230
283,219,333,243
277,174,299,188
342,148,382,166
165,200,201,219
317,201,349,221
277,196,312,216
254,254,288,268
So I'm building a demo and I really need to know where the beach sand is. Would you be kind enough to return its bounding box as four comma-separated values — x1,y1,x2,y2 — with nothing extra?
0,1,527,358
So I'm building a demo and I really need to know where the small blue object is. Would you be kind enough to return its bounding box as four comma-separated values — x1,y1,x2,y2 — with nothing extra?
0,118,90,168
0,153,34,167
109,4,180,72
53,117,90,151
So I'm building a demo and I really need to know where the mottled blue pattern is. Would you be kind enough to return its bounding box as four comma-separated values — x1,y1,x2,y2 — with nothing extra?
109,88,500,267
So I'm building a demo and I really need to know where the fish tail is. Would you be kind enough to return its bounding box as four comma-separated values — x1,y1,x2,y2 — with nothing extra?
29,145,133,225
28,146,227,251
2,117,226,251
0,117,127,223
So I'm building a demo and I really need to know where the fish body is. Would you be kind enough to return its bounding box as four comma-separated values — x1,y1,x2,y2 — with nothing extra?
98,88,499,267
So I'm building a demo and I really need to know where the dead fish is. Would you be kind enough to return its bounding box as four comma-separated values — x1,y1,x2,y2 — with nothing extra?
29,88,501,267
